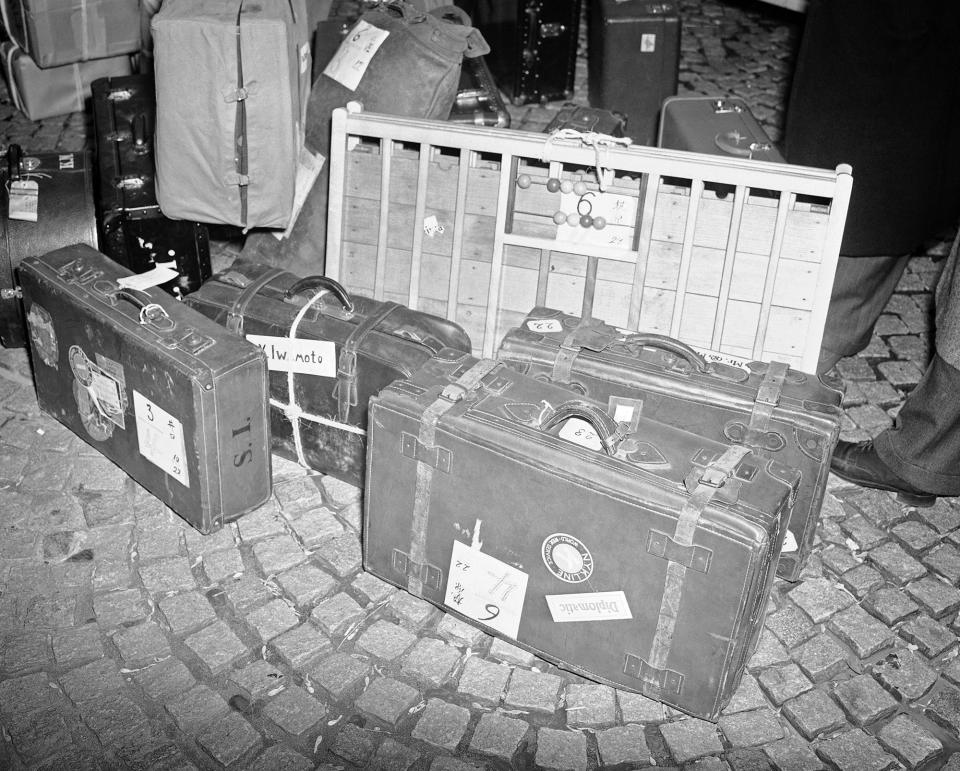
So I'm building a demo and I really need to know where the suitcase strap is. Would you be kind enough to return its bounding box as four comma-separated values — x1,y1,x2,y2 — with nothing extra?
404,358,501,595
744,361,787,445
226,267,287,335
631,444,752,696
332,302,401,423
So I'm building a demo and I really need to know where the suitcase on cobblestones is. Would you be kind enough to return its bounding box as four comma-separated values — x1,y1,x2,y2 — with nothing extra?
92,75,212,298
184,259,472,487
19,244,272,533
363,350,800,719
496,307,843,581
1,145,99,348
658,96,785,163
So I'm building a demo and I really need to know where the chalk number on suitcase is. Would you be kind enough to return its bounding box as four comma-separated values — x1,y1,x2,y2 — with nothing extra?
133,391,189,487
445,541,528,639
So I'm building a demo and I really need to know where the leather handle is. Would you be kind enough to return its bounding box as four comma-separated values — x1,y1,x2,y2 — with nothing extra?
284,275,354,313
117,288,176,333
7,143,21,180
620,333,708,372
540,399,623,456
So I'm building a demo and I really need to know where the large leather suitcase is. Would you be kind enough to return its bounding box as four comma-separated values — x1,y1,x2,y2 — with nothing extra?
183,259,472,487
1,146,99,348
364,350,799,719
588,0,680,147
471,0,580,105
496,307,843,581
659,96,785,163
92,75,212,298
19,244,272,533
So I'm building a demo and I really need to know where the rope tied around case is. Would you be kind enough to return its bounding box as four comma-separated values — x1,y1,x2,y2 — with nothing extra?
542,128,633,192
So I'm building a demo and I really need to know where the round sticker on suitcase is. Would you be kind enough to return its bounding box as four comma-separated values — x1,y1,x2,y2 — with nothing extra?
542,533,594,583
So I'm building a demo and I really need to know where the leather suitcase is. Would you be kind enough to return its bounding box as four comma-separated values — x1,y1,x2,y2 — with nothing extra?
471,0,581,105
92,75,212,298
588,0,680,146
19,244,272,533
364,350,799,719
496,307,843,581
658,96,785,163
0,146,98,348
544,104,627,137
183,259,472,487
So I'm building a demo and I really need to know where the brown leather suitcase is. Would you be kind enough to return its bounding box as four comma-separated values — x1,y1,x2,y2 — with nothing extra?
19,244,272,533
363,350,799,719
184,259,472,487
496,307,843,581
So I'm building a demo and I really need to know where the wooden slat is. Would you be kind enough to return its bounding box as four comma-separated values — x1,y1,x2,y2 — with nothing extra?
324,108,348,283
711,183,747,350
446,148,471,320
752,191,794,360
373,140,392,299
482,155,517,357
669,179,705,339
407,143,432,310
628,173,660,329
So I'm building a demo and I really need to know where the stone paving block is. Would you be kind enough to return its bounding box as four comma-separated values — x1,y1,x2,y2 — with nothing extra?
332,723,379,766
352,571,397,605
270,622,332,671
846,403,893,433
312,530,363,577
6,705,75,763
891,520,940,554
596,723,650,767
219,574,274,614
839,564,885,598
866,541,927,586
788,579,855,623
660,717,723,764
468,712,529,763
906,575,960,619
390,591,438,631
356,619,418,661
839,516,888,551
288,507,344,549
369,737,420,771
112,619,171,667
945,657,960,687
237,501,287,541
411,697,471,751
135,523,184,561
820,545,860,576
831,674,898,727
726,747,775,771
1,630,50,674
877,360,923,389
563,683,616,729
59,657,126,703
158,590,217,637
924,543,960,583
262,684,327,737
765,604,816,649
402,637,462,688
871,648,938,701
437,613,488,648
184,619,248,675
818,729,898,771
196,711,263,768
131,656,196,702
0,672,62,716
200,547,245,582
488,638,538,667
226,659,287,702
166,683,230,733
311,591,366,636
504,666,562,714
748,630,791,670
245,597,300,643
310,651,372,701
138,556,196,595
51,625,103,670
722,674,769,715
93,587,150,627
848,489,909,529
536,727,587,771
836,358,874,382
356,676,421,726
926,684,960,738
827,603,896,658
923,500,960,535
876,713,942,769
277,562,338,607
719,708,784,748
899,614,957,657
781,688,846,740
858,380,901,408
246,744,315,771
274,476,326,514
457,656,509,703
757,662,813,705
183,524,235,557
252,534,308,576
864,585,920,625
320,475,362,507
688,757,730,771
793,633,850,683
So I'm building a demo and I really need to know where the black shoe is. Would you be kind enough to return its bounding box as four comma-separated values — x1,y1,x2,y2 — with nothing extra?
831,440,937,507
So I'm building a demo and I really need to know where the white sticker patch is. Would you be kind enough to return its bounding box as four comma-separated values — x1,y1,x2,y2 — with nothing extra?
133,391,189,487
692,346,750,371
90,369,123,419
445,540,528,639
322,20,389,91
8,179,38,221
558,417,602,452
641,33,657,52
116,264,179,291
546,591,632,622
423,215,444,237
246,335,336,377
782,529,798,553
526,318,563,334
542,533,594,583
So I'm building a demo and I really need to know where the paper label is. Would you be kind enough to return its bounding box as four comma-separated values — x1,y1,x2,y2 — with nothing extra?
94,353,127,429
526,318,563,334
246,335,336,377
133,390,189,487
555,190,636,250
612,402,636,423
323,20,389,91
299,42,310,74
116,263,178,291
423,215,444,237
58,154,74,169
8,179,38,221
546,591,632,622
641,33,657,52
558,417,603,452
782,529,798,553
445,540,528,639
691,346,750,371
275,147,326,240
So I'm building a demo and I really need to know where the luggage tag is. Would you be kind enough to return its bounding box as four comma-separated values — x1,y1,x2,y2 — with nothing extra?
8,178,38,221
116,263,180,292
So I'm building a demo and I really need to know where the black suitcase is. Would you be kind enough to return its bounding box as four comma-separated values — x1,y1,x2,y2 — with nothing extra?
471,0,581,105
20,244,272,533
0,145,98,348
588,0,680,146
91,75,211,298
184,259,473,488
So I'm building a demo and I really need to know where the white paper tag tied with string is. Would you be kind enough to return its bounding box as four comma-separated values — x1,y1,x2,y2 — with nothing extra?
445,540,528,639
8,179,38,221
323,20,389,91
116,262,179,291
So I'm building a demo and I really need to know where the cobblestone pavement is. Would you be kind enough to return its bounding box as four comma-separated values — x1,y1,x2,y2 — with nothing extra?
2,1,960,769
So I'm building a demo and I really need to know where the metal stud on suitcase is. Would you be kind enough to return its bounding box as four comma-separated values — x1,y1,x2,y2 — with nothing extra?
20,244,272,534
92,75,212,297
496,307,843,581
184,259,472,487
364,350,800,720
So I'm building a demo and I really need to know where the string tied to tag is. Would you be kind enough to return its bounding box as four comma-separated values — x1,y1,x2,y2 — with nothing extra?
542,129,633,192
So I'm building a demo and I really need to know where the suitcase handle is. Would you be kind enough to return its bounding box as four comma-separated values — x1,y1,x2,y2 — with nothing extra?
619,333,708,373
117,288,176,333
540,400,624,456
284,275,354,313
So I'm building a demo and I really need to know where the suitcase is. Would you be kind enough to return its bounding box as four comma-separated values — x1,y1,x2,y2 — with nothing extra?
447,42,511,128
92,75,212,298
544,104,627,137
151,0,311,229
19,244,272,534
1,146,99,348
496,308,843,581
659,96,785,163
471,0,581,105
183,259,472,487
363,350,799,720
588,0,680,147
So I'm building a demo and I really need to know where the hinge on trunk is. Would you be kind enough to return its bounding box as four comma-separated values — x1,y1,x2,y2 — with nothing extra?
401,432,452,472
622,654,684,694
646,530,713,573
392,549,443,591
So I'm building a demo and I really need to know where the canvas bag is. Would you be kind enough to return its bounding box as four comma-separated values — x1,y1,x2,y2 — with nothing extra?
241,1,488,278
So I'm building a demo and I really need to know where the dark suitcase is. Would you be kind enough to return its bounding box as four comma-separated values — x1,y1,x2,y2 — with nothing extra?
183,259,472,487
496,308,843,581
588,0,680,146
364,350,799,720
471,0,581,105
447,28,510,127
0,145,98,348
20,244,272,534
658,96,785,163
92,75,212,297
544,103,627,137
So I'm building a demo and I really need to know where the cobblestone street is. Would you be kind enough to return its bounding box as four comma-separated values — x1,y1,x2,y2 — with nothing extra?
2,1,959,769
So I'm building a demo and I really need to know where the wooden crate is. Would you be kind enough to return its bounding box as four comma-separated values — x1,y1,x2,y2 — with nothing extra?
326,105,851,371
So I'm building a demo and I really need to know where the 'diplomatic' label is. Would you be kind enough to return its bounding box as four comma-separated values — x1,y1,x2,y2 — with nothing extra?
545,591,633,622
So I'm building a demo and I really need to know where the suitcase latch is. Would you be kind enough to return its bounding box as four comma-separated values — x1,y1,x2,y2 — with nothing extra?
622,654,684,695
711,99,743,115
0,288,21,300
178,330,214,355
539,22,565,38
